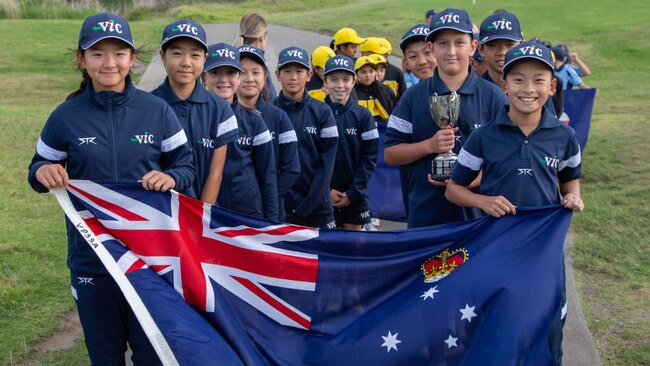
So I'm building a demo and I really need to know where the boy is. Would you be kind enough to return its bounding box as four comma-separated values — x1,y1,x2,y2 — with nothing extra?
274,46,339,229
552,45,591,90
323,55,378,230
354,56,396,123
384,8,504,228
307,45,336,102
360,37,407,98
152,20,238,200
446,41,583,365
332,27,366,59
400,24,436,83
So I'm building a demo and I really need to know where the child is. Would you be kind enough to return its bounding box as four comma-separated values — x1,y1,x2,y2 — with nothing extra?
551,45,591,90
237,45,300,222
400,24,436,82
203,43,279,221
332,27,366,59
233,13,277,100
384,8,504,228
152,19,238,201
273,46,339,229
354,56,396,123
323,55,379,230
27,13,196,364
306,45,336,102
360,37,407,98
445,41,583,364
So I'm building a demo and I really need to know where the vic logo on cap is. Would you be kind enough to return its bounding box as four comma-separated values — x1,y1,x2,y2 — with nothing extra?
213,48,235,59
411,27,429,35
93,20,122,33
332,58,349,66
489,19,512,30
436,13,460,25
173,23,198,35
286,50,304,58
515,45,543,56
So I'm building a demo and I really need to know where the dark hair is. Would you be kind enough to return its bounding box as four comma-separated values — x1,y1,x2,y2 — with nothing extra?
240,53,272,103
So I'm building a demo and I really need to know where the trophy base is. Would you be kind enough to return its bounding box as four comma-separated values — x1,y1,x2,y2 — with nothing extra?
431,154,458,181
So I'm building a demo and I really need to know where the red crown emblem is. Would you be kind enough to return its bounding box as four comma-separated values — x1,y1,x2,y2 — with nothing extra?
421,247,468,283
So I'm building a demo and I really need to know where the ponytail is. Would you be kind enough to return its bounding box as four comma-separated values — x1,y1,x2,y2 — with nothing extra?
67,67,91,101
233,13,268,48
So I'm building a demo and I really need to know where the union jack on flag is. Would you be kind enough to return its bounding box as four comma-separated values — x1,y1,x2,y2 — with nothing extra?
54,181,572,366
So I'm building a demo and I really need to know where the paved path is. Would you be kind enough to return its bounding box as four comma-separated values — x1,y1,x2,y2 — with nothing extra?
135,23,600,366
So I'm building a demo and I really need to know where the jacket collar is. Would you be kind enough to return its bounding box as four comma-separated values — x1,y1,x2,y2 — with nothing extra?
156,78,210,104
276,90,310,111
84,75,135,109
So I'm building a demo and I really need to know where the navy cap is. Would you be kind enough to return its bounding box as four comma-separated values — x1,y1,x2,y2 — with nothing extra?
503,41,555,76
204,43,242,73
426,8,474,42
551,45,568,62
161,19,207,51
479,12,523,45
78,12,134,50
277,46,311,70
238,45,267,68
400,24,430,52
472,49,484,62
324,55,355,76
425,9,437,19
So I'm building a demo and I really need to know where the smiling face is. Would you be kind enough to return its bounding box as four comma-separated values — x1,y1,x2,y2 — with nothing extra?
501,60,556,118
160,38,207,90
204,66,241,103
238,57,266,99
479,39,519,76
276,64,311,100
404,40,436,80
324,71,355,104
430,29,476,77
77,38,136,93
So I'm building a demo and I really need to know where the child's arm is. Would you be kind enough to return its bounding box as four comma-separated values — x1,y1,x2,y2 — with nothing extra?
559,179,584,212
344,112,379,204
446,180,517,217
251,124,279,221
569,53,591,77
384,127,457,165
276,114,301,201
200,145,227,205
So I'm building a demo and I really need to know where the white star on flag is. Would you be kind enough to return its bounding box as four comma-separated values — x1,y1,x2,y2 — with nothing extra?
420,286,439,301
444,334,458,348
381,331,401,353
460,304,477,322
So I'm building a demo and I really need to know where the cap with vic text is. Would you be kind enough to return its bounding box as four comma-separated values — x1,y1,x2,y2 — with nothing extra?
238,45,267,67
312,46,336,69
503,41,555,75
324,55,355,76
161,19,207,51
333,27,366,46
400,24,430,52
277,46,311,70
479,12,523,45
205,43,242,72
78,12,134,50
426,8,473,42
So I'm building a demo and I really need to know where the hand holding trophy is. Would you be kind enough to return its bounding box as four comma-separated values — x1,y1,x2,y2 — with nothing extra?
429,91,460,181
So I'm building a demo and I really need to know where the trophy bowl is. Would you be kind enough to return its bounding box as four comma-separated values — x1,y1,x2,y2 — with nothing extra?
429,91,460,181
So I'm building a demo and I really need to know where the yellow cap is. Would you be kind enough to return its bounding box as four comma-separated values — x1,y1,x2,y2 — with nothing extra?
359,37,390,54
369,54,388,67
355,56,377,72
378,37,392,55
333,27,366,46
311,46,336,69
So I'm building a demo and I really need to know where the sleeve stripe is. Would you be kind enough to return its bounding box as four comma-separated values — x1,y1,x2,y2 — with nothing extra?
387,115,412,134
456,148,483,171
361,129,379,140
252,130,272,146
161,130,188,152
278,130,297,144
36,137,67,161
558,150,581,171
320,125,339,138
217,115,238,138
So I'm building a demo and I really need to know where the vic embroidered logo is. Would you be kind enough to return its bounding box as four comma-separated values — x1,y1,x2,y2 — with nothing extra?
198,138,215,148
130,132,154,144
436,13,461,25
331,58,350,67
488,18,512,30
470,123,482,131
78,137,97,145
239,46,256,54
285,50,304,58
304,126,318,134
345,128,357,135
540,156,559,169
411,26,429,35
514,45,543,57
517,168,533,176
212,48,235,59
93,20,122,33
172,23,198,35
237,135,252,146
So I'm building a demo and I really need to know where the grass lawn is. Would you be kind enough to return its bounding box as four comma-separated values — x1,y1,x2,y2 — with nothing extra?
1,0,649,364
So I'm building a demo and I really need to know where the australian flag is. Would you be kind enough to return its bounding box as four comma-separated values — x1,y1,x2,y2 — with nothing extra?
53,180,572,365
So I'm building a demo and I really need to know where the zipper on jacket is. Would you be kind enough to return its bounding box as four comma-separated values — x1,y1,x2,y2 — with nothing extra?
107,99,119,181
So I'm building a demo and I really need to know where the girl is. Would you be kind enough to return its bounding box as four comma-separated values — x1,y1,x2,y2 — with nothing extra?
203,43,279,221
237,45,300,222
27,13,195,364
233,13,277,100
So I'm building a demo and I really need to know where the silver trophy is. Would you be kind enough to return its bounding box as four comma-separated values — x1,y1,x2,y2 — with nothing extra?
429,91,460,180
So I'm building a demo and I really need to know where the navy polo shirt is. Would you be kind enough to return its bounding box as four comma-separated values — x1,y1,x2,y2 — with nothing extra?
452,106,582,207
152,78,238,199
385,67,503,228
